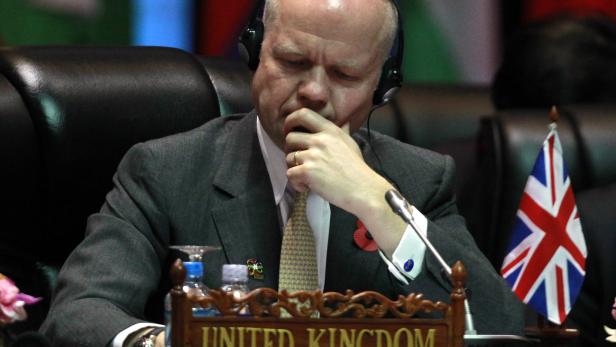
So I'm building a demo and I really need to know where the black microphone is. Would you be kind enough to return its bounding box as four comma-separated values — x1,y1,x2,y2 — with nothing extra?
385,189,477,334
10,332,51,347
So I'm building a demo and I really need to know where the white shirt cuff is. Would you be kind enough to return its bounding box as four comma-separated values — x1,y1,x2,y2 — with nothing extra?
112,322,164,347
379,205,428,285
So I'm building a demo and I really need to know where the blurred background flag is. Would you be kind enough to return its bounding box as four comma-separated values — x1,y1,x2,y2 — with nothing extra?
524,0,616,22
29,0,100,18
196,0,255,56
2,0,503,84
500,118,587,324
0,0,129,45
132,0,195,51
400,0,500,84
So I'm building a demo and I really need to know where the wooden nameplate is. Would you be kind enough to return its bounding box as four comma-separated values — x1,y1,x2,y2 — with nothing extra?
170,260,468,347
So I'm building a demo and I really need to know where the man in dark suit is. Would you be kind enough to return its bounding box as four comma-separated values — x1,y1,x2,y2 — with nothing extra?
40,0,523,345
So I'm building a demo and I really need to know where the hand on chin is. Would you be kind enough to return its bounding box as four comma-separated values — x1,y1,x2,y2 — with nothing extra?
283,108,388,216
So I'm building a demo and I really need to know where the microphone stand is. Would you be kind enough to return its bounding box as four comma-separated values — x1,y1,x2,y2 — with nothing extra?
385,190,535,346
385,190,476,335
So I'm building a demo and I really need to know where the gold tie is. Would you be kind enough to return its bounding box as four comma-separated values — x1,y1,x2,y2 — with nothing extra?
278,190,319,293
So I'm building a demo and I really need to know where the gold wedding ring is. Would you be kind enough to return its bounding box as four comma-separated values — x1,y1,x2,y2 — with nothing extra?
293,151,299,166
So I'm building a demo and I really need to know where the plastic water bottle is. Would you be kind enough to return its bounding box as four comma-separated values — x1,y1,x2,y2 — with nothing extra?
184,261,217,317
164,261,218,346
165,245,221,347
221,264,250,315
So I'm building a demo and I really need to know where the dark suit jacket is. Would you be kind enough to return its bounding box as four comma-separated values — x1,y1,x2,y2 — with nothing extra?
567,183,616,346
40,112,523,346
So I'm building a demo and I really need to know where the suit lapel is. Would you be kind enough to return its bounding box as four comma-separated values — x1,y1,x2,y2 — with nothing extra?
211,112,281,290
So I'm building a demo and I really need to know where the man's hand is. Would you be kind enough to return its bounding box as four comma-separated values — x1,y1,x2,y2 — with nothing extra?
283,108,407,257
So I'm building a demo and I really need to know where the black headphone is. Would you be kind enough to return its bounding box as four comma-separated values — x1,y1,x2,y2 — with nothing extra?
238,0,404,106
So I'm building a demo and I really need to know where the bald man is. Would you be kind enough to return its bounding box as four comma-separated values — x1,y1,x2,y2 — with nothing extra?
40,1,523,346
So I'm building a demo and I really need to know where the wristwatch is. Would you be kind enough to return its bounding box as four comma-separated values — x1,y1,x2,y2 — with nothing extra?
134,327,165,347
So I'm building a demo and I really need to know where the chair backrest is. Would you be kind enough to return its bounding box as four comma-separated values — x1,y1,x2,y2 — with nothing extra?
197,56,253,116
0,46,225,264
0,72,42,289
470,106,616,268
0,46,253,330
369,84,492,148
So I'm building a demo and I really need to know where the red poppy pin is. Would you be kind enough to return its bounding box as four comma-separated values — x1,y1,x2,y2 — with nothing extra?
353,219,377,252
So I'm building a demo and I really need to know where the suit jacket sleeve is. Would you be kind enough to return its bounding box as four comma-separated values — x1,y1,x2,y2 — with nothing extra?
365,134,525,335
40,143,169,346
412,155,524,334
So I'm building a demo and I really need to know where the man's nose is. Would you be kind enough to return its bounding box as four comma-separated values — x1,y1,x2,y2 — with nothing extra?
297,68,328,112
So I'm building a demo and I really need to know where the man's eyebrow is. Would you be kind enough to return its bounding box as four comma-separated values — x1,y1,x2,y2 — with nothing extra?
333,61,364,71
333,56,379,72
272,43,304,56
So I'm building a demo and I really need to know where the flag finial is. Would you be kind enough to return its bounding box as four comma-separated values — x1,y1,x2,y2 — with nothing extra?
549,106,559,123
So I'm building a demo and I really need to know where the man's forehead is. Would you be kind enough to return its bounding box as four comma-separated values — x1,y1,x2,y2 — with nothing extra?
273,0,389,45
279,0,387,13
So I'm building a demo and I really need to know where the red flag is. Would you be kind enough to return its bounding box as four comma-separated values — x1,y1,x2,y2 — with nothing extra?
197,0,256,56
524,0,616,22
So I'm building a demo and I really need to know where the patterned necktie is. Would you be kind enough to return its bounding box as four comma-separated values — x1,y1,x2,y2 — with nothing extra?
278,190,319,292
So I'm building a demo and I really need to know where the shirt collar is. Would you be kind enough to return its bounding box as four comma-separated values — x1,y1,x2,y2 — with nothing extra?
256,117,288,205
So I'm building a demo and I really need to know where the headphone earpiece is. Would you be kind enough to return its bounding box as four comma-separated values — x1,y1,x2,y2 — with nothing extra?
238,16,264,71
373,57,402,106
374,0,405,106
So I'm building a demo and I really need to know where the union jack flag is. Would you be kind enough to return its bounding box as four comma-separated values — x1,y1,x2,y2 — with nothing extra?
501,124,587,324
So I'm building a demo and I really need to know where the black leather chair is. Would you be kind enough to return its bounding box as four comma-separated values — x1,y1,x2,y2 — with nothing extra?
469,106,616,268
0,46,252,332
0,72,44,332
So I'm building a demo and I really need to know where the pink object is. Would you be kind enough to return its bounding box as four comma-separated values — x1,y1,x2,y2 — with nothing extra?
0,274,41,325
612,296,616,321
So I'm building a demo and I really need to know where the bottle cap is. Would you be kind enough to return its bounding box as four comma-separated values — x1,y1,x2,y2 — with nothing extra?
184,261,204,278
222,264,248,283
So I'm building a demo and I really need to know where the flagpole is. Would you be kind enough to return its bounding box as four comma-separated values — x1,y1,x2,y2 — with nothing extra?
549,105,559,132
523,105,580,345
549,105,559,123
